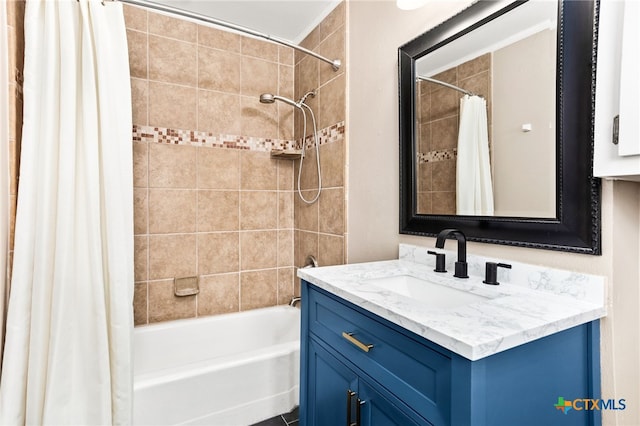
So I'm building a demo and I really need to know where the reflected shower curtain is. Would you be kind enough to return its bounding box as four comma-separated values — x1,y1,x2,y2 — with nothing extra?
456,95,494,215
0,0,134,424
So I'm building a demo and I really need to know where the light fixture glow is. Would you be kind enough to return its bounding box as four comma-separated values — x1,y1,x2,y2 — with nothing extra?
396,0,429,10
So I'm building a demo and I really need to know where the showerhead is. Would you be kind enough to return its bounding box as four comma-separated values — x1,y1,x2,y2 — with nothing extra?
259,93,275,104
259,93,299,108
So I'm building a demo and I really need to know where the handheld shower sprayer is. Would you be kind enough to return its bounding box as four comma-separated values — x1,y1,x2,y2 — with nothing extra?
259,91,322,205
259,93,299,108
258,93,275,104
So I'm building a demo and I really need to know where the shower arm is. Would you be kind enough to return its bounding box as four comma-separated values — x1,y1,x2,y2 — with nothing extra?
416,75,476,97
110,0,342,71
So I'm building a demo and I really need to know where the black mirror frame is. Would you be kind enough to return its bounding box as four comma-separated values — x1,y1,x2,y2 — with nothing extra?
399,0,601,255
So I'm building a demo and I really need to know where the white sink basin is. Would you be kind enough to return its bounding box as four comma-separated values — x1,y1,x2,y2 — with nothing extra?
363,275,489,309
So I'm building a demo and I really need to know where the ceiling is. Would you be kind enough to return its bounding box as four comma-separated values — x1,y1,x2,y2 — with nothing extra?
150,0,342,44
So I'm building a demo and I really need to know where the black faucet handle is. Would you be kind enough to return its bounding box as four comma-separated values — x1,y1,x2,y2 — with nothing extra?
427,251,447,273
483,262,512,285
454,261,469,279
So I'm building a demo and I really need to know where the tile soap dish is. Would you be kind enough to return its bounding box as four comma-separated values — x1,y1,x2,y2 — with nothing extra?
174,276,199,296
270,149,302,160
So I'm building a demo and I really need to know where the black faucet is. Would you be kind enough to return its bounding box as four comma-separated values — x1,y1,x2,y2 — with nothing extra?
435,229,468,278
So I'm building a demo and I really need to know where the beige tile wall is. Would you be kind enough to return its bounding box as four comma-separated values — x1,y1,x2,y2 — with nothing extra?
4,1,347,326
416,53,491,214
125,5,299,325
294,3,347,285
5,0,25,285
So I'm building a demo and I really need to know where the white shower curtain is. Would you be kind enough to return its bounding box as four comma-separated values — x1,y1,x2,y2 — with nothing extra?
0,0,134,424
0,0,10,375
456,95,494,216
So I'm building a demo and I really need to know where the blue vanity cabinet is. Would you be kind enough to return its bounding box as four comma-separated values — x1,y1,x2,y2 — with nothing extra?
306,337,423,426
300,281,601,426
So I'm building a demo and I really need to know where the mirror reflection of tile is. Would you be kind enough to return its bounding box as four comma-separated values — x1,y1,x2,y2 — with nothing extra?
416,54,491,215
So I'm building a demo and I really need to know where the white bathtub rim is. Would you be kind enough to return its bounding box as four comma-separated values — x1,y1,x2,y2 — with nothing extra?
134,340,299,390
134,305,299,334
134,305,300,376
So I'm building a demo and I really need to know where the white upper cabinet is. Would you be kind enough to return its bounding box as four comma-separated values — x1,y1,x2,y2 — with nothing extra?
594,0,640,180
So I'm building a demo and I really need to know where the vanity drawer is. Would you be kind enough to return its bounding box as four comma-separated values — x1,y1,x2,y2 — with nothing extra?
306,284,452,425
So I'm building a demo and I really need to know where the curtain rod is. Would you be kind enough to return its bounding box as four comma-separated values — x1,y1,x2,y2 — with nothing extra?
112,0,341,71
416,76,476,97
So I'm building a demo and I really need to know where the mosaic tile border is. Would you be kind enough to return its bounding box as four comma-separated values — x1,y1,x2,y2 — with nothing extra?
417,148,457,164
301,122,345,149
132,126,296,151
132,121,345,152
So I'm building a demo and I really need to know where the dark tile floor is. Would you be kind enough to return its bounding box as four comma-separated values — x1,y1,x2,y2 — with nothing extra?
250,406,299,426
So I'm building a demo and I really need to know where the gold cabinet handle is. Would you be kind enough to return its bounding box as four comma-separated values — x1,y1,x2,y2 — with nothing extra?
342,332,374,353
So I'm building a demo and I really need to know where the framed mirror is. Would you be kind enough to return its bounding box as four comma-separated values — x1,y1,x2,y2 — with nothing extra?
399,0,601,254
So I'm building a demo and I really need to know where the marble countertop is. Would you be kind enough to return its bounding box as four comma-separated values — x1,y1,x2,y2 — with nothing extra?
298,246,607,361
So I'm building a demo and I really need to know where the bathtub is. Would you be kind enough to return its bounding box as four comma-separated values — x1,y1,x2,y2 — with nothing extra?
133,305,300,425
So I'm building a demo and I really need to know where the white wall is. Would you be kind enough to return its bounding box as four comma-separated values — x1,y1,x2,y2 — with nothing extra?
605,181,640,426
347,1,640,425
347,0,475,263
492,29,556,217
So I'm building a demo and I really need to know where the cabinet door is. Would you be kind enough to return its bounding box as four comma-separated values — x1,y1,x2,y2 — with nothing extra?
618,0,640,156
358,380,427,426
306,338,430,426
594,0,640,178
306,338,358,426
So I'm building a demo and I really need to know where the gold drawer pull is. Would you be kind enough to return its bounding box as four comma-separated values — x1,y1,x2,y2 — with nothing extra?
342,332,374,353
